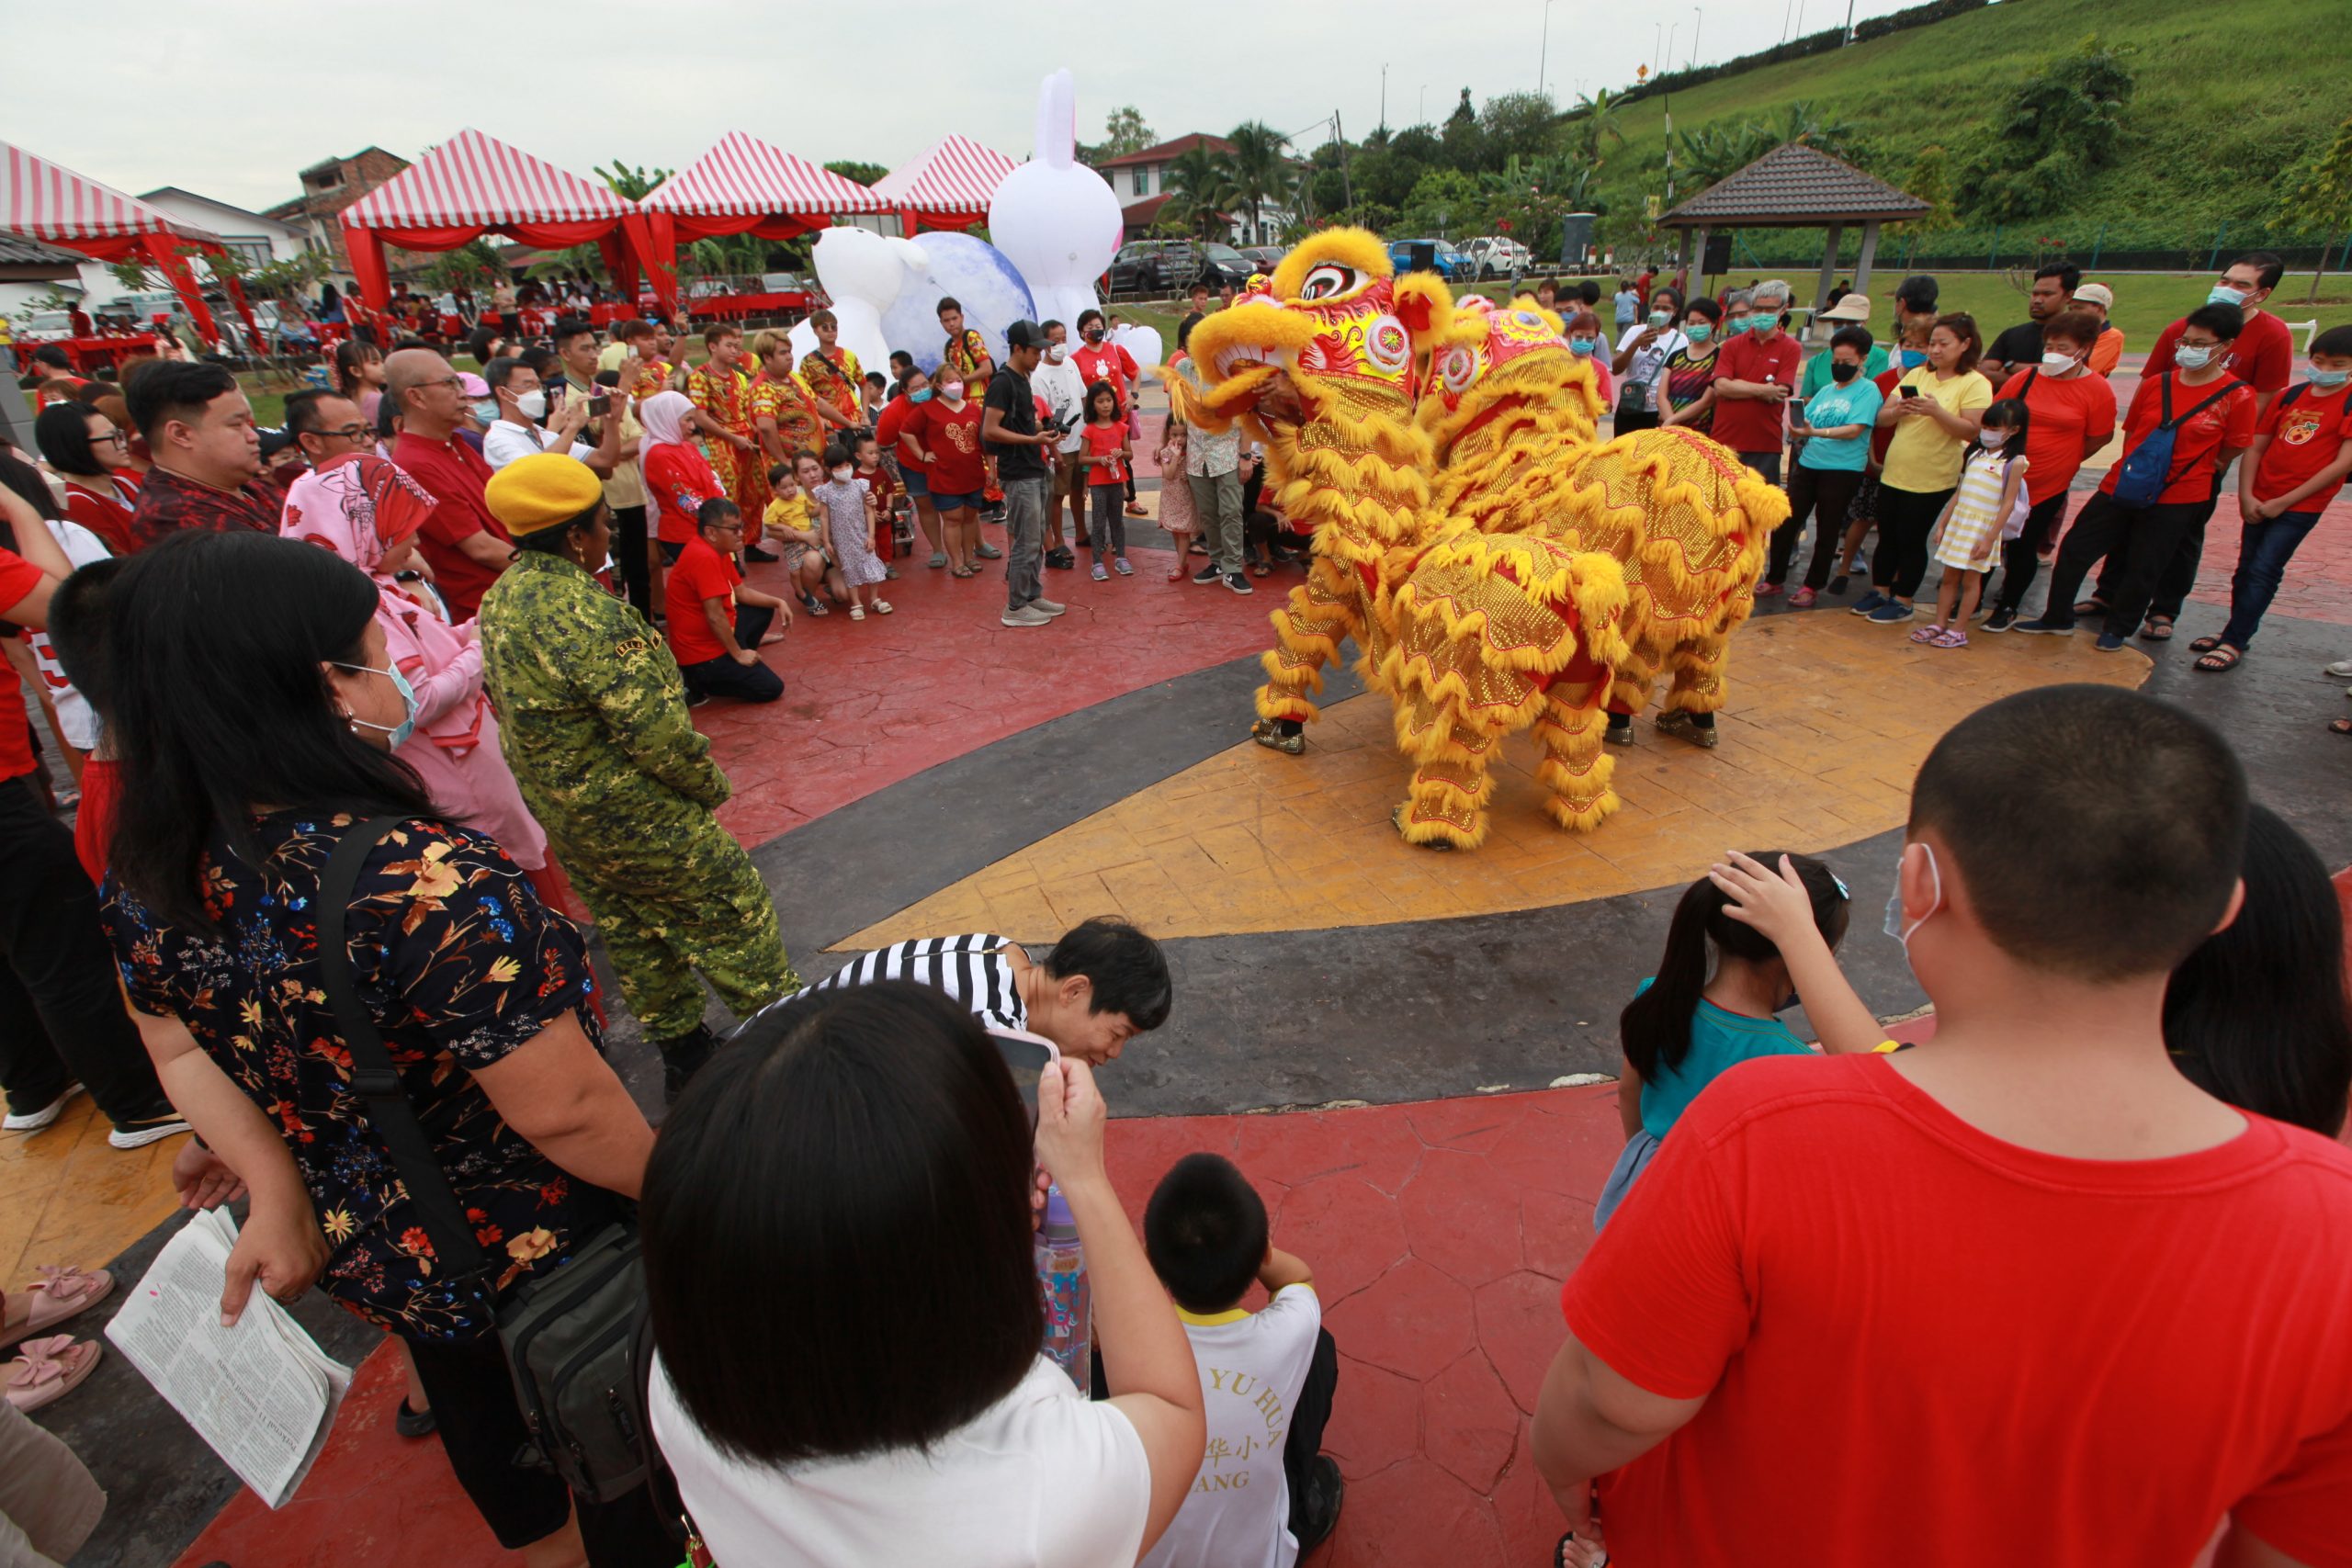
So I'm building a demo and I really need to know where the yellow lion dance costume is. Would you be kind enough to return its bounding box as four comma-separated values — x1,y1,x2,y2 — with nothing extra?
1186,229,1782,850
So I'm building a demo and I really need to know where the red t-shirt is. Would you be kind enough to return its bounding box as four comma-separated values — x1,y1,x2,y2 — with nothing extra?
1709,330,1802,454
60,478,140,557
2097,371,2258,504
920,399,986,493
641,442,725,547
1561,1054,2352,1568
662,535,739,667
854,463,899,548
1868,367,1904,467
0,549,43,782
876,395,927,475
1080,420,1129,486
1997,367,2119,503
2146,310,2295,397
2251,380,2352,513
389,431,511,620
1070,342,1141,414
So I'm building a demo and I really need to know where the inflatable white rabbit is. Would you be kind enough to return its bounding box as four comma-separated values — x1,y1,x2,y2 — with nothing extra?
988,69,1123,338
787,228,927,391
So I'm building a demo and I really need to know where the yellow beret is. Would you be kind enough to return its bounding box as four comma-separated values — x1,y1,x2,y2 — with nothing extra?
485,452,605,536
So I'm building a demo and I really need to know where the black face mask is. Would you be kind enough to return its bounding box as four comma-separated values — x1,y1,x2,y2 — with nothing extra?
1083,326,1105,342
1831,361,1860,383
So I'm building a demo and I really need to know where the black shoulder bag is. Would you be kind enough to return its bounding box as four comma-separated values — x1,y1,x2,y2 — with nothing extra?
316,815,663,1508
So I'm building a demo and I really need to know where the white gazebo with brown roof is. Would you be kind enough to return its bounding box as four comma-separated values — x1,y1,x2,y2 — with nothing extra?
1661,142,1928,318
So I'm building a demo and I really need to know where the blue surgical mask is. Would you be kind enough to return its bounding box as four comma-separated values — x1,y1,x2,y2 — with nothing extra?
1685,322,1713,344
1883,843,1943,954
2206,284,2250,308
910,388,933,403
1900,347,1928,369
2175,344,2217,371
1568,336,1596,356
2309,366,2350,389
336,661,421,750
471,399,499,423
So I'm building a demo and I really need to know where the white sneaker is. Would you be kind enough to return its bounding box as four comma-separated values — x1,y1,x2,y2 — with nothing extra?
4,1082,84,1134
108,1116,193,1150
1030,598,1068,616
1001,605,1054,627
2327,658,2352,678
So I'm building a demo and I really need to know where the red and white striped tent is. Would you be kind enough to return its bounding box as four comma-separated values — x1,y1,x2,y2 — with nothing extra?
0,139,259,346
634,132,888,312
338,128,644,312
872,135,1019,234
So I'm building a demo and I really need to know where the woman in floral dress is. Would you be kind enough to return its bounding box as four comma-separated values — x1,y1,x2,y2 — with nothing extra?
97,531,666,1566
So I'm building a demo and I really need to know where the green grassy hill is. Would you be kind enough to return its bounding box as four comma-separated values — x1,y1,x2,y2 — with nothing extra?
1586,0,2344,263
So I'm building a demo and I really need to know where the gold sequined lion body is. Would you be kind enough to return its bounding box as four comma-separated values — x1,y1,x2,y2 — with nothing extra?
1185,230,1780,850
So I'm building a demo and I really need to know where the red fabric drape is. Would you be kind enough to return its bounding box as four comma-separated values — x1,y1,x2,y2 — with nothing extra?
339,217,639,311
141,232,220,345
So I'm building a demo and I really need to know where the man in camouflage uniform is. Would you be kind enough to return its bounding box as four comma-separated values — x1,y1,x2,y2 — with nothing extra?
478,452,795,1098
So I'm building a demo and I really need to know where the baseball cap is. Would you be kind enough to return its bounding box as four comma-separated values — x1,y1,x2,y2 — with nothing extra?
1820,294,1872,323
1004,320,1048,350
2074,283,2114,310
457,371,490,398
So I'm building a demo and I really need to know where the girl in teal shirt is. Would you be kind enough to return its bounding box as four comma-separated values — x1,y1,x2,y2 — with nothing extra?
1597,850,1871,1228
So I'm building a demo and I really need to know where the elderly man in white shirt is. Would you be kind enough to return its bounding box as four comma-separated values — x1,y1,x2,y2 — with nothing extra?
480,355,624,476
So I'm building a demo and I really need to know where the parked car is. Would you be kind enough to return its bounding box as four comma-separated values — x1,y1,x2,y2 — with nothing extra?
1108,239,1256,296
17,310,76,341
1464,236,1534,279
1240,245,1285,273
1386,240,1476,284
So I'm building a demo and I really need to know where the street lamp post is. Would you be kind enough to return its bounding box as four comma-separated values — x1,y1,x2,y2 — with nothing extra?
1380,62,1388,132
1692,6,1702,66
1539,0,1556,96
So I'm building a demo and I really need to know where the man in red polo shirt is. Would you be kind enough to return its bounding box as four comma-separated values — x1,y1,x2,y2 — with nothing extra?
121,361,283,550
385,347,514,620
2096,252,2297,636
1537,686,2352,1568
664,498,790,705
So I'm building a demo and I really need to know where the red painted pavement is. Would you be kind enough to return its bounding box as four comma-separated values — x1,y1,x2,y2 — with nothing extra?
2185,495,2352,627
696,536,1281,845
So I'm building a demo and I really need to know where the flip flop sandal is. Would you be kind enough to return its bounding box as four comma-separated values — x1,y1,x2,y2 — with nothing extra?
2193,645,2243,672
5,1335,101,1414
0,1265,113,1351
2333,718,2352,738
2188,636,2223,654
2073,598,2109,617
1251,561,1271,577
2139,616,2175,642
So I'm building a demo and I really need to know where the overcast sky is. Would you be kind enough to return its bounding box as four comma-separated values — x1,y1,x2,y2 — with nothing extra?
22,0,1931,213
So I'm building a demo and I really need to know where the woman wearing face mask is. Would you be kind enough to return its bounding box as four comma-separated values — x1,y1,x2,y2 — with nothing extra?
1855,313,1992,625
1610,287,1689,434
1557,307,1616,407
1979,311,2117,633
1661,298,1724,434
1770,327,1887,606
912,369,988,577
876,368,946,568
278,456,554,895
97,530,668,1568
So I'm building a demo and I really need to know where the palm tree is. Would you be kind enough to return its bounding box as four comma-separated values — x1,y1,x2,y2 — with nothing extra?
1677,122,1777,189
1565,89,1628,169
1162,143,1238,241
1773,101,1865,163
1223,122,1297,246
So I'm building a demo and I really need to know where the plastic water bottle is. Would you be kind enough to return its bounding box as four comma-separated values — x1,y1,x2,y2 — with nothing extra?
1036,1186,1091,1395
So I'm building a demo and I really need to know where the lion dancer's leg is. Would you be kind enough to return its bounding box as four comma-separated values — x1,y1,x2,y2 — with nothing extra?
1395,688,1499,851
1535,675,1622,830
1603,652,1657,746
1251,552,1362,756
1654,634,1729,750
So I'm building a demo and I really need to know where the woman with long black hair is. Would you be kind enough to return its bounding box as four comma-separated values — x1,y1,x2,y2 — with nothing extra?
97,531,668,1568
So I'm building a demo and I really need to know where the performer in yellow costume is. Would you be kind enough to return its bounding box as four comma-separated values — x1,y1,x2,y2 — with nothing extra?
1186,229,1780,850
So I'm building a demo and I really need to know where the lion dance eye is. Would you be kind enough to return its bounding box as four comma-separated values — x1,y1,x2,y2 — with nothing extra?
1299,265,1363,301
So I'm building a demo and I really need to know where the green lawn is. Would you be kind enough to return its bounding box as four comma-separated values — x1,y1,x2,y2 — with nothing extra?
1582,0,2346,254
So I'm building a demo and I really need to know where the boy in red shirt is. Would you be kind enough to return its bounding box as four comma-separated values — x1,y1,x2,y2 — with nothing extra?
851,433,901,569
664,498,790,705
2193,323,2352,672
1539,684,2352,1568
2017,302,2256,651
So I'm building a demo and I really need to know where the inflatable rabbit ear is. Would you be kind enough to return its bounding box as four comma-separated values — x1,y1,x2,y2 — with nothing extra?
1035,68,1078,171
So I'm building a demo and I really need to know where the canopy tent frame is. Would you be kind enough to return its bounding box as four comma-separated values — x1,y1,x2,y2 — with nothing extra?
0,141,263,349
337,129,644,316
634,133,889,314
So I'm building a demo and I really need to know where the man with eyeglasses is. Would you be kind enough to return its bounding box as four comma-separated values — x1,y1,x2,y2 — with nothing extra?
385,347,515,619
282,389,376,468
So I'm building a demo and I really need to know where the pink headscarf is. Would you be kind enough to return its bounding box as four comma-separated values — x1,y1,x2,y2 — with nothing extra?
638,389,697,450
279,454,434,582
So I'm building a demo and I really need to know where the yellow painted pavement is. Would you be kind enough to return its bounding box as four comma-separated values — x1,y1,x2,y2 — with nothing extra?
839,610,2148,948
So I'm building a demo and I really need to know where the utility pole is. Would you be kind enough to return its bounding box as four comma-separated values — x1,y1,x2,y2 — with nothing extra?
1843,0,1856,43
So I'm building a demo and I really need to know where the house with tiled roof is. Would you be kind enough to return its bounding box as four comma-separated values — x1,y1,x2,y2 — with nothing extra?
1091,134,1294,246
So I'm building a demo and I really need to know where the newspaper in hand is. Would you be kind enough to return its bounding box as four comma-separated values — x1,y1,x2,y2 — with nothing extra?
104,1205,352,1509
